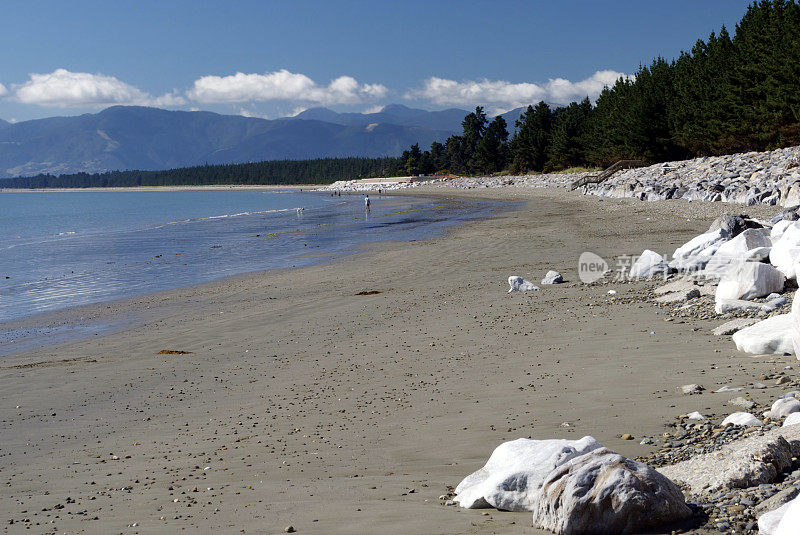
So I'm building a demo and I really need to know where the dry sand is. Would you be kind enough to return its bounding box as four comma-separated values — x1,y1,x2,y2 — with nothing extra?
0,187,789,534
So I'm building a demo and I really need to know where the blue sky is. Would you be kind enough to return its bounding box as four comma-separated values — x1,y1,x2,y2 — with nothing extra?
0,0,751,122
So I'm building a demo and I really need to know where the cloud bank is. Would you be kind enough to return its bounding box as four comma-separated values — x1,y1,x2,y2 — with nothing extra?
405,70,630,110
187,69,387,105
11,69,185,108
1,68,632,116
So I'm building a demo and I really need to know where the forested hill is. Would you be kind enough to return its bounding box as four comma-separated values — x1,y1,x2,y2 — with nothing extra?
396,0,800,176
0,157,402,188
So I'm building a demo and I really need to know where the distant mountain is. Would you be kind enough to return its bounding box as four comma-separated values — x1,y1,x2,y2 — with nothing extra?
292,104,469,133
293,104,535,135
0,106,454,177
499,107,526,128
0,119,11,130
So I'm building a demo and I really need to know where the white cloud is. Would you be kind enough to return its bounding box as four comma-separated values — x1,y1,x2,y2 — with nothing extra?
12,69,186,108
238,108,270,119
187,69,387,106
362,104,385,114
545,70,628,105
0,83,8,97
405,70,631,109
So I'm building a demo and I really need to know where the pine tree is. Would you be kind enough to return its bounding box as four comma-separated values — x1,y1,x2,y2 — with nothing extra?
473,116,509,173
461,107,488,172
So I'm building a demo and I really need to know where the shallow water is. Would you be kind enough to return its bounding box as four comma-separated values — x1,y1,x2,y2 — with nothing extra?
0,190,499,324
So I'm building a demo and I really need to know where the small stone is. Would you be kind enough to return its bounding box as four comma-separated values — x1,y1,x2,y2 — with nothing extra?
621,434,634,440
284,526,296,533
678,384,704,395
729,396,755,410
777,376,792,385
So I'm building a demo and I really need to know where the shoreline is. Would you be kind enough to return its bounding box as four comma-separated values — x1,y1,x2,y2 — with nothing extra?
0,184,321,193
0,186,790,534
0,191,507,356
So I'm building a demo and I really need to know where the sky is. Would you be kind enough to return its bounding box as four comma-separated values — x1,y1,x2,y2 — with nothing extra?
0,0,753,123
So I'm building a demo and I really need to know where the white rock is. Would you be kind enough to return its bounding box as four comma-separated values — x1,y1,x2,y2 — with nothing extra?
714,298,764,314
777,494,800,535
770,221,800,279
531,448,691,535
762,296,789,313
772,219,795,241
508,276,539,293
760,495,800,535
678,384,704,395
654,278,700,295
783,412,800,427
712,318,759,336
730,396,755,410
764,397,800,419
541,270,563,285
715,262,785,301
721,412,764,427
629,250,670,279
792,293,800,357
687,411,705,420
669,228,729,272
744,246,773,263
661,429,797,495
453,436,602,510
705,228,771,277
607,290,617,295
732,314,794,355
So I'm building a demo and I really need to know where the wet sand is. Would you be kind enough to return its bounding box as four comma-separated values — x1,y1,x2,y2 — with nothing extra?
0,187,788,534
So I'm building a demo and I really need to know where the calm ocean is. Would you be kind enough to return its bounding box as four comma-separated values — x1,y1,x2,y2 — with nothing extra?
0,190,497,324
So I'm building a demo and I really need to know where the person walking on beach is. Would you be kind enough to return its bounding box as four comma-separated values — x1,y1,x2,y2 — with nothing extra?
364,194,371,213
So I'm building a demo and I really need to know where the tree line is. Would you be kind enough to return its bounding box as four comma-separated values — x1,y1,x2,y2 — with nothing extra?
0,157,403,188
400,0,800,175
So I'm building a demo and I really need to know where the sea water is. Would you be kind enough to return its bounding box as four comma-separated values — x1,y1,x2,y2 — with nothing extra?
0,190,497,324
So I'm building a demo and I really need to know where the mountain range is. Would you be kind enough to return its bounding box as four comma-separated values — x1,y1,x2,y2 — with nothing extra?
0,104,528,177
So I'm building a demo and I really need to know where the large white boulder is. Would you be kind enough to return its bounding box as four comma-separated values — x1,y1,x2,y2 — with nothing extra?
715,262,785,301
732,314,794,355
721,412,765,427
760,495,800,535
764,397,800,419
777,497,800,535
629,250,670,279
531,448,691,535
770,221,800,279
454,436,602,510
705,228,771,277
784,412,800,427
669,228,729,272
771,218,795,241
508,276,539,293
793,294,800,357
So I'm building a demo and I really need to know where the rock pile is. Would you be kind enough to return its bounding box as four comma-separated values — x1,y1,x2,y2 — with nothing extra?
586,145,800,207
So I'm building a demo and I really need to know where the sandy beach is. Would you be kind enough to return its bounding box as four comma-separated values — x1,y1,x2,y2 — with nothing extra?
0,187,788,534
